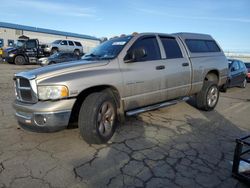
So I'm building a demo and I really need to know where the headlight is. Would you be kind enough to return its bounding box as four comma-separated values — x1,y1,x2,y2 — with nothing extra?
9,53,16,57
38,85,69,100
42,59,49,64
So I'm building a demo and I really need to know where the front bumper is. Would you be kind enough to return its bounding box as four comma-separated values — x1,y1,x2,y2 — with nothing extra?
13,98,76,132
6,56,14,63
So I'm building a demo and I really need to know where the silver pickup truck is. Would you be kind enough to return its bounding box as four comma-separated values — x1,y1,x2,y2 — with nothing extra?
13,32,228,144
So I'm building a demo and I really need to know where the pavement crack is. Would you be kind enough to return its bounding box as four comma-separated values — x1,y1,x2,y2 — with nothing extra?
0,162,5,173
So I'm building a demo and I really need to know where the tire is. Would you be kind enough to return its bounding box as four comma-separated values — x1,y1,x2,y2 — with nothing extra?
220,83,227,92
240,78,247,88
14,55,26,65
74,49,80,56
51,48,58,55
196,81,219,111
78,92,117,144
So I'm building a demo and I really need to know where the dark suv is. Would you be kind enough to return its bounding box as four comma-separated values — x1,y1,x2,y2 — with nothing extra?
39,52,80,66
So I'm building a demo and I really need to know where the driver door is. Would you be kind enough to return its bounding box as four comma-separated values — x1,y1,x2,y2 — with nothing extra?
25,39,39,63
120,36,165,111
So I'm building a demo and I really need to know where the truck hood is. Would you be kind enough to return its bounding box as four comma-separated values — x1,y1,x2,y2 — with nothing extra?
16,60,110,80
4,47,17,53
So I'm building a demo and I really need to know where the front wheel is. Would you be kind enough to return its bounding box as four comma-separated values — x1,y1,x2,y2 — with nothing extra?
196,81,219,111
51,48,58,55
78,92,117,144
14,55,26,65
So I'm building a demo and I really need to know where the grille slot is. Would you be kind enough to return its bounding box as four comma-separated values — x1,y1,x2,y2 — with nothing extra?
19,78,30,87
14,77,37,103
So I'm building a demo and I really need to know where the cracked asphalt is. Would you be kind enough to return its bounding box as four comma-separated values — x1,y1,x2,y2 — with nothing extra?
0,63,250,188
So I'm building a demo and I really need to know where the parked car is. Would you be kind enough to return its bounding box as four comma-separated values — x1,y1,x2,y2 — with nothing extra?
39,52,80,66
44,40,84,55
245,62,250,82
221,59,248,91
13,32,228,144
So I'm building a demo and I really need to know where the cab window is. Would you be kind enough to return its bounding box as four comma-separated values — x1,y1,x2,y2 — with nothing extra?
128,36,161,62
26,40,37,49
160,37,183,59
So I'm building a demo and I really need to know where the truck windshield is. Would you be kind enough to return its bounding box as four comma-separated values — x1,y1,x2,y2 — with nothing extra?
82,36,133,60
15,40,26,48
52,40,61,44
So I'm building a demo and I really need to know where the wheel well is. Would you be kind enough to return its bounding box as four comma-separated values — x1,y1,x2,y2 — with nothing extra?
204,70,219,84
68,85,120,128
51,47,58,51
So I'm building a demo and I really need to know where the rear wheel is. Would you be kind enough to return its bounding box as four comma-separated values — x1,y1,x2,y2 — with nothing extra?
74,49,80,56
78,92,117,144
196,81,219,111
14,55,26,65
220,82,228,92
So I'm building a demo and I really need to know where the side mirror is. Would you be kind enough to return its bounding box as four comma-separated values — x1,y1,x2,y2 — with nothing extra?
124,48,146,63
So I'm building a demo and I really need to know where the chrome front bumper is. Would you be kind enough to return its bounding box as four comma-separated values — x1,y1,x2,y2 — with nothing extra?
13,99,76,132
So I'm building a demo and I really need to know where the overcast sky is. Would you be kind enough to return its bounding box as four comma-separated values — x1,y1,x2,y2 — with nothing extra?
1,0,250,52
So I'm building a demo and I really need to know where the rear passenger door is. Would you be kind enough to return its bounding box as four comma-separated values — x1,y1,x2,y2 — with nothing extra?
159,36,192,100
68,41,75,52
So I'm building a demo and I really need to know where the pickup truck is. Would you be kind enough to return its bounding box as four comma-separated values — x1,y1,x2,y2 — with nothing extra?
13,32,228,144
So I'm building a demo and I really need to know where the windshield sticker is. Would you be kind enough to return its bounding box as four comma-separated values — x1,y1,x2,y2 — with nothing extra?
112,41,126,45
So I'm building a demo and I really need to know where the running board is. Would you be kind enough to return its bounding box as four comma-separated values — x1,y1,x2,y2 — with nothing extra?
126,97,189,116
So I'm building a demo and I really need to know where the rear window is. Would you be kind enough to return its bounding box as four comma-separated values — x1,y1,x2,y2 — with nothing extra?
160,37,183,59
245,63,250,68
185,39,221,53
74,41,82,46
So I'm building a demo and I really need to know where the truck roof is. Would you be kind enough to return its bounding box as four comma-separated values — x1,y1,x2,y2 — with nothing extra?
132,32,214,41
172,32,214,40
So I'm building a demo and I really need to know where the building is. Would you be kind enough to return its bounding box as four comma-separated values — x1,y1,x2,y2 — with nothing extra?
0,22,100,53
224,51,250,62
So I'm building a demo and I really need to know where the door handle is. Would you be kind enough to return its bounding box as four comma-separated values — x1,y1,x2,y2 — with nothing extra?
182,62,189,67
156,65,165,70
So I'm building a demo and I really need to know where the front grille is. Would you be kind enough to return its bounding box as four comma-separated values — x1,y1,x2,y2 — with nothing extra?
14,77,37,103
19,78,30,87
